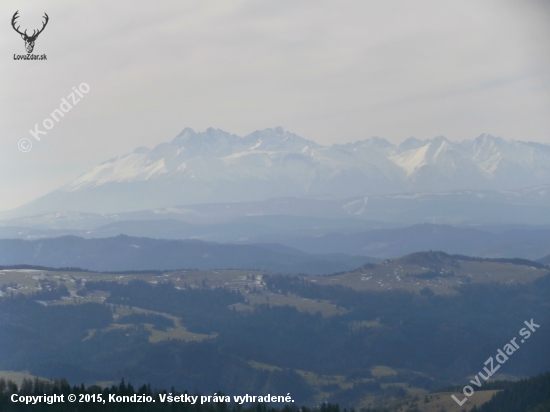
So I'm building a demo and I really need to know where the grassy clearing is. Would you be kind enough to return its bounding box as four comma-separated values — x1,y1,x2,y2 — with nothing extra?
146,323,215,343
371,365,397,377
90,319,214,343
110,306,215,343
247,361,282,372
247,293,346,316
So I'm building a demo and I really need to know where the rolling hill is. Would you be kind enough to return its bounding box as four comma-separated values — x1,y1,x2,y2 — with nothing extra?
0,235,376,275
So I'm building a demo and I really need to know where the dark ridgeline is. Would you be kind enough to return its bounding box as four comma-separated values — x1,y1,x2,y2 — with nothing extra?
0,235,375,276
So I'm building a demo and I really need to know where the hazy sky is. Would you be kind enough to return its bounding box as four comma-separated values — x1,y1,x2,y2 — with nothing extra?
1,0,549,211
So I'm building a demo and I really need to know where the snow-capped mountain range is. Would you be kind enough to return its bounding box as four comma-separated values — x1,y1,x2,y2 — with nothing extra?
10,127,550,216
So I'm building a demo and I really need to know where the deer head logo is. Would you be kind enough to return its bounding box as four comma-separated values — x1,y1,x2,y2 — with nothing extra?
11,11,49,54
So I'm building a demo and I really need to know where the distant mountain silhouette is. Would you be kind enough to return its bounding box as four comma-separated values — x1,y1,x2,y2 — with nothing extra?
0,235,377,275
250,223,550,260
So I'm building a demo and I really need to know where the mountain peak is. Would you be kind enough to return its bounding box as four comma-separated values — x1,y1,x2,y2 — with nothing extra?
398,137,425,152
171,127,196,144
366,136,393,148
9,128,550,216
474,133,504,145
170,127,238,148
431,135,450,145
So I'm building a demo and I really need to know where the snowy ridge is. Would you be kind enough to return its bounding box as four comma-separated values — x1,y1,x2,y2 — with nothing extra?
11,127,550,215
68,128,550,190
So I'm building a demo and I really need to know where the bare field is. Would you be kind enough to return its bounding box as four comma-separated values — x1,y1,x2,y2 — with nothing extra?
371,365,397,377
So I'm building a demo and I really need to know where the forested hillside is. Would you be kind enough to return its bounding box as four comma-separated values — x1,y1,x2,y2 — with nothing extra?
1,256,549,408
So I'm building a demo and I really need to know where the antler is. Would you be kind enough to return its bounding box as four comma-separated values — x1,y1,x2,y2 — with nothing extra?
32,13,49,38
11,11,27,37
11,11,49,39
